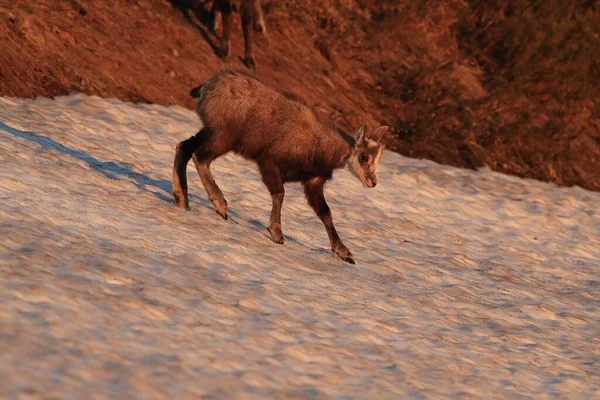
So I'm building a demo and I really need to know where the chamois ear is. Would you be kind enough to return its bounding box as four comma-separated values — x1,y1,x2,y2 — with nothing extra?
369,126,389,143
354,125,367,146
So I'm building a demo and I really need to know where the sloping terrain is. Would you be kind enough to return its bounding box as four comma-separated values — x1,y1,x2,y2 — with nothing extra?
1,0,599,190
1,95,599,398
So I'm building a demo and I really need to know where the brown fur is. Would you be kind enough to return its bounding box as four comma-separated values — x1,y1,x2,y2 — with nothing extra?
172,66,388,264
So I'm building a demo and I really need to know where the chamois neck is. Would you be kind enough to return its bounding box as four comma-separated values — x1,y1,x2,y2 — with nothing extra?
335,141,354,171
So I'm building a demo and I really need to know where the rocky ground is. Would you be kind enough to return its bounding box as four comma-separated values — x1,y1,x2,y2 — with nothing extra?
1,0,599,190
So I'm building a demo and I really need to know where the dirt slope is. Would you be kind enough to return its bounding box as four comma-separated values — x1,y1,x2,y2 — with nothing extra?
1,0,599,190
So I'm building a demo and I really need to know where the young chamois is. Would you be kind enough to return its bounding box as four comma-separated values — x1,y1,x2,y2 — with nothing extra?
172,67,388,264
208,0,267,69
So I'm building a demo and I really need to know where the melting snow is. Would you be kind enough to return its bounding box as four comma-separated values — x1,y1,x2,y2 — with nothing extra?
1,94,599,398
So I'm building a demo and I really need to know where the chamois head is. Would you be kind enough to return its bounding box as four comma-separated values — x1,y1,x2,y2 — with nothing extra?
346,125,388,188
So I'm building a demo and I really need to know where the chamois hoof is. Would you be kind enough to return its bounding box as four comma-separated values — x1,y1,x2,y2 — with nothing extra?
271,237,284,244
219,44,231,61
211,198,228,220
254,20,267,35
243,56,256,70
215,210,228,220
267,226,285,244
173,193,189,210
333,245,355,264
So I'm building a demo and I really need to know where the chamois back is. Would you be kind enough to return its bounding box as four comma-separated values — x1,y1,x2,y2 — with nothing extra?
192,67,351,176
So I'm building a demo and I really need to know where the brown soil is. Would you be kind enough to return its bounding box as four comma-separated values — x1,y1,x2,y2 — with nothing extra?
1,0,599,190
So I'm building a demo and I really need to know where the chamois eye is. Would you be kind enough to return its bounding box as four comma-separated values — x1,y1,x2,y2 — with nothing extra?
359,154,369,164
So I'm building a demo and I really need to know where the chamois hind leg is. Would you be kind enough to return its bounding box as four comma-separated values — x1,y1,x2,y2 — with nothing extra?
192,151,229,220
172,131,203,209
303,177,355,264
259,164,285,244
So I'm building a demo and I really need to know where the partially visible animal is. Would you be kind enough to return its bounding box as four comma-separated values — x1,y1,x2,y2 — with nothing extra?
205,0,267,69
172,67,388,264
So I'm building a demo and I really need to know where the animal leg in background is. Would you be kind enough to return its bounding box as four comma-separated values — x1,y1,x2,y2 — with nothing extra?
209,0,221,32
253,0,266,34
240,0,256,69
218,1,233,60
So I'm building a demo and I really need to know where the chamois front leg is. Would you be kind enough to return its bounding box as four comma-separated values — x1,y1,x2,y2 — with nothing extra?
303,177,355,264
260,165,285,244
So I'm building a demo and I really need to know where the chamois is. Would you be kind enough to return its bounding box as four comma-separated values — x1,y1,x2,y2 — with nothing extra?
172,67,388,264
208,0,267,69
